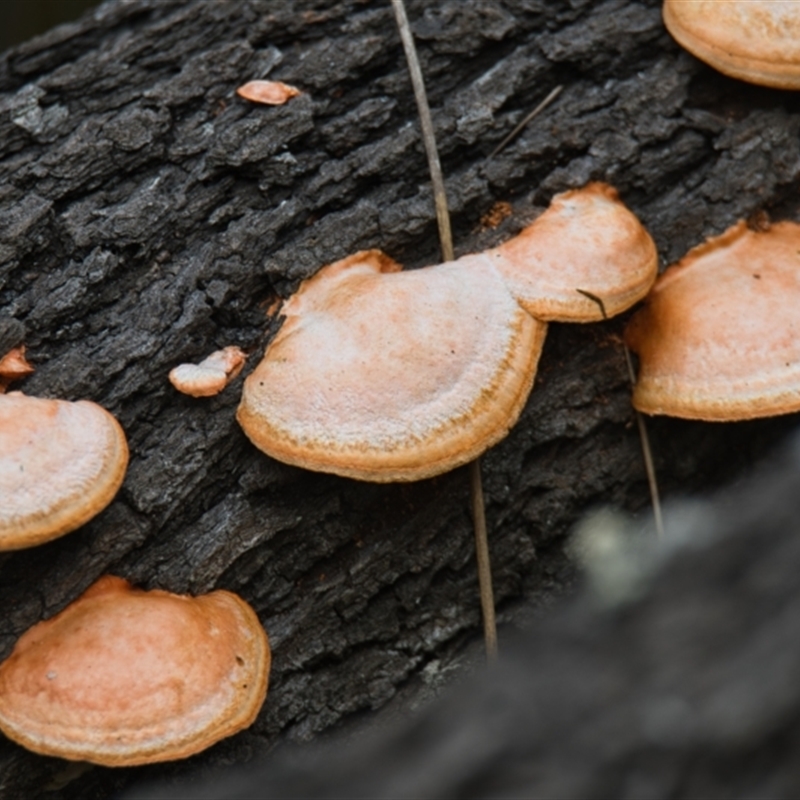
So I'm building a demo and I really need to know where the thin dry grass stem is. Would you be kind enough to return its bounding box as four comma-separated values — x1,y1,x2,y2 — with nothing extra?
487,85,563,161
623,347,665,539
391,0,497,662
469,460,498,659
391,0,454,262
577,289,664,540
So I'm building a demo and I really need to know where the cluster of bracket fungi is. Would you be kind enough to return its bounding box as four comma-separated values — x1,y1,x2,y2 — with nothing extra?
0,0,799,772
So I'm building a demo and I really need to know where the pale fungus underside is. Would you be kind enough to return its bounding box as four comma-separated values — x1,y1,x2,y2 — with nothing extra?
0,576,270,767
663,0,800,89
626,220,800,421
0,394,129,550
237,183,657,482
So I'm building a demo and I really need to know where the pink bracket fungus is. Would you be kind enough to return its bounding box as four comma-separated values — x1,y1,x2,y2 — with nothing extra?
236,80,302,105
0,346,34,393
625,219,800,421
487,183,657,322
0,393,129,550
663,0,800,89
237,183,656,482
169,346,247,397
0,575,270,767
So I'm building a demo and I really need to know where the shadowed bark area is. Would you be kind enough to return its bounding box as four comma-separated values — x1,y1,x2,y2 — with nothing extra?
0,0,798,797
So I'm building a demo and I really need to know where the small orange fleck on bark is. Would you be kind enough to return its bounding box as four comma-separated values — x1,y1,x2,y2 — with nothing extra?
0,346,34,394
479,201,513,230
236,80,302,106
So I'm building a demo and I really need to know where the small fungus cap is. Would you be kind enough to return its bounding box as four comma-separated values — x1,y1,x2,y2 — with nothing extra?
236,80,302,105
487,183,657,322
625,219,800,421
663,0,800,89
0,575,270,766
237,250,547,482
0,346,34,392
0,394,128,549
169,346,247,397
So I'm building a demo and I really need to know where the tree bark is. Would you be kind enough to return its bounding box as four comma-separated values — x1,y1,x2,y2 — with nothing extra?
0,0,798,796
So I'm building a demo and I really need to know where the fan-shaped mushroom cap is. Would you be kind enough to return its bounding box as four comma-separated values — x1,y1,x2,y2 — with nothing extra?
488,183,657,322
663,0,800,89
0,393,128,549
169,346,247,397
0,575,270,766
625,220,800,420
237,250,547,482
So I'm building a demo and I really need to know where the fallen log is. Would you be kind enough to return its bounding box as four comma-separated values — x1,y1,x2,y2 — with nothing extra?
0,0,798,796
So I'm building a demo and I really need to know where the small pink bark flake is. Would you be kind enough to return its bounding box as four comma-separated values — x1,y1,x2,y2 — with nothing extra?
169,346,247,397
236,80,302,105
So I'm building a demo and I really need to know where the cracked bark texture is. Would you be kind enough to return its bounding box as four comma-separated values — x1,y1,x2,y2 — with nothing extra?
127,430,800,800
0,0,798,797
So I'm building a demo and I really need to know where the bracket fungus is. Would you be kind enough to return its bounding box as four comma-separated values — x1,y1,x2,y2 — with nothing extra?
0,346,34,393
237,183,657,481
663,0,800,89
0,393,129,549
169,346,247,397
625,219,800,421
0,575,270,766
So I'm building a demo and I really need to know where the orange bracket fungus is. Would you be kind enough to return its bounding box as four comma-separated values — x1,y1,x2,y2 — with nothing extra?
169,346,247,397
237,183,657,481
0,575,270,766
625,219,800,421
236,80,302,105
0,393,129,550
663,0,800,89
0,346,34,393
487,183,657,322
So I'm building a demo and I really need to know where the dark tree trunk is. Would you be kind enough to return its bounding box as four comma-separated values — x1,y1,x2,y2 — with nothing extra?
0,0,798,797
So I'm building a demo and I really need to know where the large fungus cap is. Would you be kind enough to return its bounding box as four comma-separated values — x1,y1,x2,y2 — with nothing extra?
0,575,270,766
0,394,128,549
237,250,547,482
625,219,800,421
487,183,657,322
663,0,800,89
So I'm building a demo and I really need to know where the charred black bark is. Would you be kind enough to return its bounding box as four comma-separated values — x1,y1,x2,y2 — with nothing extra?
0,0,798,797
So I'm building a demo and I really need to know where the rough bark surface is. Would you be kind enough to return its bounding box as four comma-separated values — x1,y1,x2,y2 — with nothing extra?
127,429,800,800
0,0,798,797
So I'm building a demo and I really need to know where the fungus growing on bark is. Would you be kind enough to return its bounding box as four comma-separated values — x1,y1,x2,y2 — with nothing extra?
0,575,270,766
625,219,800,420
169,346,247,397
237,184,656,481
0,346,34,393
488,183,657,322
663,0,800,89
0,393,129,549
236,80,302,105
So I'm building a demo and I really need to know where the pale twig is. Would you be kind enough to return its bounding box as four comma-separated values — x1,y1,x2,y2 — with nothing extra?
391,0,497,661
487,85,563,161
